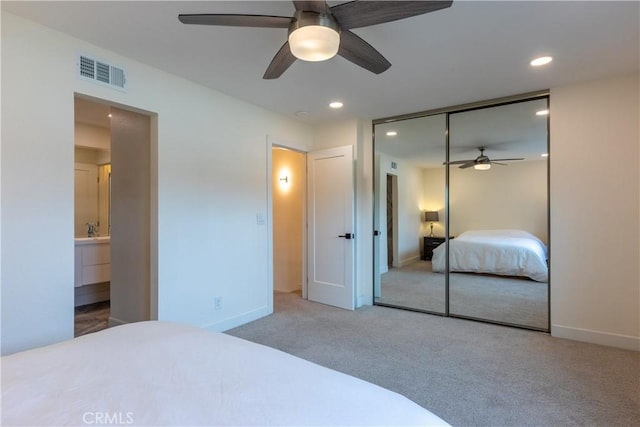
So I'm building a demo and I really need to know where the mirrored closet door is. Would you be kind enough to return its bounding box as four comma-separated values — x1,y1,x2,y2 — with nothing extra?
373,94,549,331
448,98,549,330
373,114,447,314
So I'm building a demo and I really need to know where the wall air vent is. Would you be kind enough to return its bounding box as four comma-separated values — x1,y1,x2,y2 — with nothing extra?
77,54,127,91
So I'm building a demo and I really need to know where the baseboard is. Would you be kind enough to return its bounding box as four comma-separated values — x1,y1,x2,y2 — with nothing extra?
551,324,640,351
203,305,272,333
108,316,127,327
398,255,420,268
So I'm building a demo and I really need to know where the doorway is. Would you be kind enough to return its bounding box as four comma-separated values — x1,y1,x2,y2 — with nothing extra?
386,174,397,269
271,146,306,303
74,97,112,336
269,142,356,311
73,95,156,335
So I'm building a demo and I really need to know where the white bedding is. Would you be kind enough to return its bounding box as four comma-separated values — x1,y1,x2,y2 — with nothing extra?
2,321,449,426
431,229,548,282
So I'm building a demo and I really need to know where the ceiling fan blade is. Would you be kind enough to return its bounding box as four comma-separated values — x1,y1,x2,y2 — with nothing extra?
330,0,453,30
491,162,509,166
459,163,475,169
338,30,391,74
178,14,293,28
447,160,475,165
263,42,297,79
491,158,525,162
293,0,328,13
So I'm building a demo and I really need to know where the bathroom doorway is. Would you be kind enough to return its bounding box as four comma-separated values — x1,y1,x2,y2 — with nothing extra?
271,146,306,307
73,95,156,336
74,97,112,336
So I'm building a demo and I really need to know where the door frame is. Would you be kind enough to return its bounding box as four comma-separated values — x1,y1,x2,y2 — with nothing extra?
74,93,159,323
266,136,308,311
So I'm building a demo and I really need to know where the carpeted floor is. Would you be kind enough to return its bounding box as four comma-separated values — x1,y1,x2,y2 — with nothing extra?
376,261,548,330
228,291,639,427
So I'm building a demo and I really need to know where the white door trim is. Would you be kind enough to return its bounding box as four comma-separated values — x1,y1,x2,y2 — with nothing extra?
266,136,308,309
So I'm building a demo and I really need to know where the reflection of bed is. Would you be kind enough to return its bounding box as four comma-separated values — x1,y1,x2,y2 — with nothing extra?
431,229,548,282
2,321,449,426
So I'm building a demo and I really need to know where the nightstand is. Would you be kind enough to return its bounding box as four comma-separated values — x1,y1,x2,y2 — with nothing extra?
422,236,446,261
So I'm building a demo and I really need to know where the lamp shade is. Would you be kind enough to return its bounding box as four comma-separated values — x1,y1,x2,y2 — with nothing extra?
424,211,439,222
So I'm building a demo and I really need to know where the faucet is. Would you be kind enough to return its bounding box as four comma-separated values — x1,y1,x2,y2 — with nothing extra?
86,222,98,237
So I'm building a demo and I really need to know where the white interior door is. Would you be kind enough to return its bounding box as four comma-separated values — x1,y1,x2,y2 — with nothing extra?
307,145,355,310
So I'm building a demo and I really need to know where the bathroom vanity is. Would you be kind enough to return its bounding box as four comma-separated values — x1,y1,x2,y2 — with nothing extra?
74,237,110,306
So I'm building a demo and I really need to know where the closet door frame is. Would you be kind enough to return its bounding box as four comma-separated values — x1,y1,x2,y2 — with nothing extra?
372,90,550,333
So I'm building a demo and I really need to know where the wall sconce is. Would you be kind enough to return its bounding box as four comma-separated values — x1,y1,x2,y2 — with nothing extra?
424,211,439,237
280,176,289,184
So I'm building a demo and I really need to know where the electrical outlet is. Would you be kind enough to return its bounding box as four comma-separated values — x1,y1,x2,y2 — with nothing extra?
214,297,222,311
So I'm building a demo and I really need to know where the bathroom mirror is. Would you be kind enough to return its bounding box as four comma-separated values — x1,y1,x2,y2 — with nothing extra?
373,114,447,314
74,147,111,237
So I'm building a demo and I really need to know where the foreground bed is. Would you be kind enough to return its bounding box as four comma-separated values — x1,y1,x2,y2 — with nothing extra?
431,229,548,282
2,321,448,426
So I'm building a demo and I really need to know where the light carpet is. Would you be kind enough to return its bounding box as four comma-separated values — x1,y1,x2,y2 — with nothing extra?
376,261,548,330
228,291,639,427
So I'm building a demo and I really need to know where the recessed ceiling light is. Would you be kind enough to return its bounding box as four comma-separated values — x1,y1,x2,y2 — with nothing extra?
386,131,397,137
108,113,112,118
329,101,343,109
536,109,549,116
295,110,309,117
530,56,553,67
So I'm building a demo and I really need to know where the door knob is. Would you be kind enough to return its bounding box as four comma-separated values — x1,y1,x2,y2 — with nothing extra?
338,233,354,240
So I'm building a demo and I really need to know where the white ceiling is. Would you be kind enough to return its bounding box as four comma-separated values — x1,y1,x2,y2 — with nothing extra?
375,97,548,167
3,1,639,125
75,97,111,129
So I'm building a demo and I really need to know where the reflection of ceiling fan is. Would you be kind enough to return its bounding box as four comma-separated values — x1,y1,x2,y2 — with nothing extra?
448,147,524,170
178,1,453,79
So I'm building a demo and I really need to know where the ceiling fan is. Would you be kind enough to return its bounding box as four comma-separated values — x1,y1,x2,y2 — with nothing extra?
448,147,525,170
178,1,453,79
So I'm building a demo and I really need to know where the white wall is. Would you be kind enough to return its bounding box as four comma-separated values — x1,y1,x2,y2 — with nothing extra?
422,167,446,237
1,13,312,354
272,148,304,293
550,72,639,350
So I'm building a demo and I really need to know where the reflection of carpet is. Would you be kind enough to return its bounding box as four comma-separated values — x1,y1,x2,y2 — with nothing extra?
375,261,548,330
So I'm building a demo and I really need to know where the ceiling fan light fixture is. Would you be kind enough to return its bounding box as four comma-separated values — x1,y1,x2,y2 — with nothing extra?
474,163,491,170
530,56,553,67
289,25,339,61
288,11,340,62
